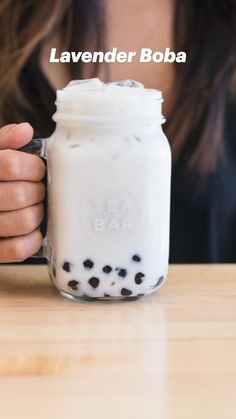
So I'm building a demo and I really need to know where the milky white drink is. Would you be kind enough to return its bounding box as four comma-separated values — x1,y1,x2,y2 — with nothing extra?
47,78,171,301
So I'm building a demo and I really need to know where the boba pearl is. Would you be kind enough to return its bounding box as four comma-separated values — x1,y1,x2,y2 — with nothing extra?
103,265,112,274
132,254,141,262
153,276,164,288
62,261,72,272
68,280,79,291
121,288,133,296
83,259,94,269
88,277,100,288
134,272,145,285
118,269,127,278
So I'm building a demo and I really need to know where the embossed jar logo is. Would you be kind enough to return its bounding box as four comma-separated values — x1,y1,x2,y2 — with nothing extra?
82,185,142,246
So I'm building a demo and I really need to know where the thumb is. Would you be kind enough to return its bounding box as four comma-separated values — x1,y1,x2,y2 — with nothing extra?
0,123,34,150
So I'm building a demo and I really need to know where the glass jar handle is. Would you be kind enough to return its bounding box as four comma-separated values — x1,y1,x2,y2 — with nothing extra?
19,138,48,260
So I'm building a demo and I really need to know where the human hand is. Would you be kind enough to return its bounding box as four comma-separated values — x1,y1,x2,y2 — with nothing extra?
0,123,46,262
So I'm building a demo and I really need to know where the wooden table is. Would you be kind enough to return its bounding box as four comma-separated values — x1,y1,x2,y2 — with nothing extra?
0,264,235,419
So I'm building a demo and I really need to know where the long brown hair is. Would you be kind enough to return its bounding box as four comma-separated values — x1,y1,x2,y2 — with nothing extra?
0,0,236,173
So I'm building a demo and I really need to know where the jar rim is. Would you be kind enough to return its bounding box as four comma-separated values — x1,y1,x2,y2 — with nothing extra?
53,78,165,125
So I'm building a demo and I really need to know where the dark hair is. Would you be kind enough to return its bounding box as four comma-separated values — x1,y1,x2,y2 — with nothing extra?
171,0,236,172
0,0,235,173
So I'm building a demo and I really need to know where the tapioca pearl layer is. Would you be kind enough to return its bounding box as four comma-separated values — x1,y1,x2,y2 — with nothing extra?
59,257,165,297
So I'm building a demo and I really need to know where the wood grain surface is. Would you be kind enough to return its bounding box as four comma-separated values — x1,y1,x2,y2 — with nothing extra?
0,264,235,419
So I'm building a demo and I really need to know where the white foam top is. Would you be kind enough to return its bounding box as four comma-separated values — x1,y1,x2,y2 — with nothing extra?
53,78,164,124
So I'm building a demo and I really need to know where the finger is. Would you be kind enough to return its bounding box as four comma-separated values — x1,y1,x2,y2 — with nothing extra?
0,149,46,181
0,123,33,150
0,229,43,263
0,203,44,237
0,181,45,211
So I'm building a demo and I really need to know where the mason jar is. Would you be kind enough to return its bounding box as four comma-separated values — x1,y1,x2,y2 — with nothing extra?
23,79,171,301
